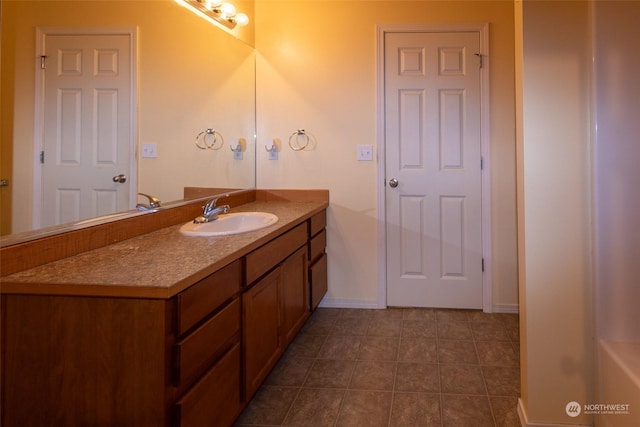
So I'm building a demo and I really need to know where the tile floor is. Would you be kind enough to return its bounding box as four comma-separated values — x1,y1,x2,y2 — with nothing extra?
235,307,521,427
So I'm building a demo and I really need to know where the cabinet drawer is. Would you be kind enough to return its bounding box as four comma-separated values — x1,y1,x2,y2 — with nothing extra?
177,260,241,336
309,210,326,237
174,343,241,427
310,252,328,310
174,298,240,390
308,229,326,263
245,223,307,284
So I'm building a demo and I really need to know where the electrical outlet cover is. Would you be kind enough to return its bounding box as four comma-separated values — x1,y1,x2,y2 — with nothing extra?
357,144,373,161
141,142,157,158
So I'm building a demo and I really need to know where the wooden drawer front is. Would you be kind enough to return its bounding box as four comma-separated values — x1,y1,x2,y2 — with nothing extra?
174,343,242,427
177,260,241,336
310,253,328,310
245,223,307,284
308,229,326,263
174,298,240,390
309,210,326,237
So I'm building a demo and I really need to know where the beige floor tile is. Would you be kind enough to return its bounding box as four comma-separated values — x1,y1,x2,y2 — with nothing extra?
265,355,314,387
471,321,510,341
440,364,486,394
402,308,436,321
490,396,521,427
395,362,440,393
398,337,438,363
389,392,441,427
238,307,522,426
236,385,300,425
475,340,519,366
282,388,344,427
317,335,362,360
437,320,473,340
332,316,370,336
437,339,479,364
349,360,396,391
482,366,521,397
401,318,437,338
336,390,393,427
358,336,400,361
435,309,471,322
441,394,494,426
284,333,327,358
367,317,403,337
304,359,356,388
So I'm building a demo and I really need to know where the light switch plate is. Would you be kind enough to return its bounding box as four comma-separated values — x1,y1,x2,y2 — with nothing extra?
357,144,373,161
141,142,157,158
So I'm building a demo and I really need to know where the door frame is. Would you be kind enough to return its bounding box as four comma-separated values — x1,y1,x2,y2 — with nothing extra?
33,26,138,229
376,23,493,311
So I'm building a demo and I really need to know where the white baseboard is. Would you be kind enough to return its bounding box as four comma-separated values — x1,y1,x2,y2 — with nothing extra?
517,398,592,427
493,303,519,314
319,298,520,313
317,297,380,309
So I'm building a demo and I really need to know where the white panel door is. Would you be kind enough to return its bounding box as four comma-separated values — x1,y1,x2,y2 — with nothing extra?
41,33,132,227
385,31,483,308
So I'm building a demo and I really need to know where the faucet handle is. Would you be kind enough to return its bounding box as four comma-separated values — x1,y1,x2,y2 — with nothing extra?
137,193,161,209
203,194,230,213
204,197,219,211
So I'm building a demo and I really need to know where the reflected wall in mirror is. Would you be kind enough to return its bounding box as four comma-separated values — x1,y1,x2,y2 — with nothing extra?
0,0,256,238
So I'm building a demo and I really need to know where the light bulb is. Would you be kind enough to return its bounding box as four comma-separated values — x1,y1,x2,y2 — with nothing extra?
205,0,222,11
220,2,236,17
234,12,249,26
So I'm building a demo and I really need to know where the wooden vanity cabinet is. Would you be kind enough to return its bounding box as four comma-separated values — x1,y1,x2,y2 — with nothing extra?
243,223,310,400
1,207,328,427
1,260,242,427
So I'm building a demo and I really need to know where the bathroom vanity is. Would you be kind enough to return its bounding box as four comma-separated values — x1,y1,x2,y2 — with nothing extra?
0,190,328,427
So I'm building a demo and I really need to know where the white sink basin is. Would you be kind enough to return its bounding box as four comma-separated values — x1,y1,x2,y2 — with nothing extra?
179,212,278,237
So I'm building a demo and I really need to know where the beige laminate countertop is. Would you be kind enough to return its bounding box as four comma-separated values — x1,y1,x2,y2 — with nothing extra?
0,200,327,299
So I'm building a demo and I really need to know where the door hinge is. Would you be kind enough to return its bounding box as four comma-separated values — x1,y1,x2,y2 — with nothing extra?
482,258,485,272
474,53,483,68
40,151,45,164
40,55,47,69
481,156,484,170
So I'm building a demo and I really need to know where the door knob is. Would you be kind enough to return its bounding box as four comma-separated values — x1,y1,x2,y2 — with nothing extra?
388,178,399,188
112,174,127,184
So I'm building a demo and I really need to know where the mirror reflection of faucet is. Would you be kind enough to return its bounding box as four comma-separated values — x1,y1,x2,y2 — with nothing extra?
136,193,161,211
193,195,230,223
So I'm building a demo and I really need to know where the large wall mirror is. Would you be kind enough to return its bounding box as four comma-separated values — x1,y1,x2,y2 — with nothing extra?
0,0,256,243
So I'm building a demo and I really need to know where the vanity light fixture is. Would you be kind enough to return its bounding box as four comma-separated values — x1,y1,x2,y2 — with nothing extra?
176,0,249,29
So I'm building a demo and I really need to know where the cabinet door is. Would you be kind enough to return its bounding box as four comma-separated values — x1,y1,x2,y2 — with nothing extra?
281,246,309,347
242,269,281,400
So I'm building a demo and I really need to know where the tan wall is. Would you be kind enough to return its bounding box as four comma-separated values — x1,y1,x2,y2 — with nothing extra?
516,0,593,424
255,1,518,310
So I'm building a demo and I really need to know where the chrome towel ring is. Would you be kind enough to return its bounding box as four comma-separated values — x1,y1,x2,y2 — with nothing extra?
195,128,224,150
288,129,310,151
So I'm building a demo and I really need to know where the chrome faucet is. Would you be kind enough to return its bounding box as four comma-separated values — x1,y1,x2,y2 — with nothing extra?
136,193,161,211
193,196,230,223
